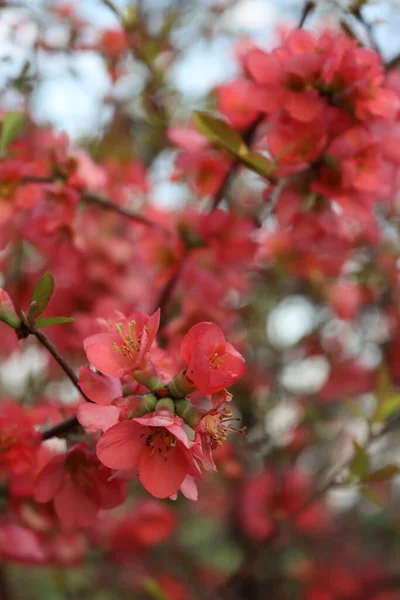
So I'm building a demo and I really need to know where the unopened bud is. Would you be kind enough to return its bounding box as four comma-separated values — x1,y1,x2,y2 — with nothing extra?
155,397,175,413
175,399,202,428
167,370,195,399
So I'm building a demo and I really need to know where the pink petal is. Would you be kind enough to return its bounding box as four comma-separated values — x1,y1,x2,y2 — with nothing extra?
139,444,188,499
78,366,122,405
83,332,131,377
180,322,221,363
34,454,66,503
246,49,282,85
180,475,198,501
54,481,98,529
96,420,145,470
77,403,120,433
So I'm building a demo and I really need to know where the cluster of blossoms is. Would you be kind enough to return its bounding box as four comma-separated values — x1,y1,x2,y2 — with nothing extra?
79,313,246,500
0,1,400,595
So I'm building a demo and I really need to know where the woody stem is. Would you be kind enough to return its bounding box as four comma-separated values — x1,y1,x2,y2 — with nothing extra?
32,329,89,439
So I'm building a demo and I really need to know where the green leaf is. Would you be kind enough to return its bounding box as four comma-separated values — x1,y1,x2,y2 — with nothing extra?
360,486,385,506
362,464,400,483
29,272,54,321
0,305,20,329
349,441,369,479
373,393,400,423
142,578,169,600
0,111,25,154
35,316,75,328
242,152,275,178
372,364,394,423
193,111,248,157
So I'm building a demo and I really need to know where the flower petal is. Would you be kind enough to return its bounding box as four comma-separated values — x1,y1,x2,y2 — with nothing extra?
139,444,188,499
77,403,120,433
96,420,144,470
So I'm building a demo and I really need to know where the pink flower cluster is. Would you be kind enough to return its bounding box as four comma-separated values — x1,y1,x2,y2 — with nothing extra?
77,311,245,500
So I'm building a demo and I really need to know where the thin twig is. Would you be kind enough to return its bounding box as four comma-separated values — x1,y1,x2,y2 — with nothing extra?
41,415,79,441
83,192,167,231
21,176,168,232
298,1,315,29
32,329,86,395
32,329,89,440
351,7,381,55
154,250,190,317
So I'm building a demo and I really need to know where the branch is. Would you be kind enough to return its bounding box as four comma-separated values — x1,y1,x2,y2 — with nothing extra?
351,7,381,55
154,250,190,318
32,329,88,440
32,329,86,396
298,1,315,28
41,415,79,441
83,192,167,232
0,566,11,600
21,176,169,233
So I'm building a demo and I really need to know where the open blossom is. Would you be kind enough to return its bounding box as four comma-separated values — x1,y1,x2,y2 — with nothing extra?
96,408,201,499
180,322,246,394
34,444,127,530
83,309,160,377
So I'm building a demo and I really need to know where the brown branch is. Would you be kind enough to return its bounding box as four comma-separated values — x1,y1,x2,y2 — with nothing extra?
298,1,315,28
386,53,400,70
0,566,11,600
83,192,167,231
154,250,190,318
351,7,381,55
21,176,168,233
32,329,89,440
41,415,79,441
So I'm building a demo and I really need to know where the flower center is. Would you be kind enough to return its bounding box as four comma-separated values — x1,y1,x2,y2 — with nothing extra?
142,427,176,460
112,320,146,360
203,407,246,446
65,452,95,489
209,344,227,369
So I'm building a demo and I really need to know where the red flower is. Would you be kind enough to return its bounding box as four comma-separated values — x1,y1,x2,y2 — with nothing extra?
83,309,160,378
34,444,127,529
180,322,245,394
96,408,201,499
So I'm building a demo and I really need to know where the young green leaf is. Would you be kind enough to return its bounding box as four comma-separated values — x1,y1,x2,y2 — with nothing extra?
0,305,20,329
193,111,248,157
242,152,275,178
29,272,55,321
349,441,369,479
0,111,26,154
362,464,399,483
35,316,75,328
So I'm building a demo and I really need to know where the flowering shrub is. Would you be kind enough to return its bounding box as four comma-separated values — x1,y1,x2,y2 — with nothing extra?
0,0,400,598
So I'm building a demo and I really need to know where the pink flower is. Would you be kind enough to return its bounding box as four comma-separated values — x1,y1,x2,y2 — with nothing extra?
83,309,160,378
96,409,201,499
76,367,122,433
180,322,246,394
34,444,127,529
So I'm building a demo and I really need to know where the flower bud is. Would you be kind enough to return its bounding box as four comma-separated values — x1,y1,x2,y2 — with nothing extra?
167,371,195,399
155,397,175,413
174,399,202,428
